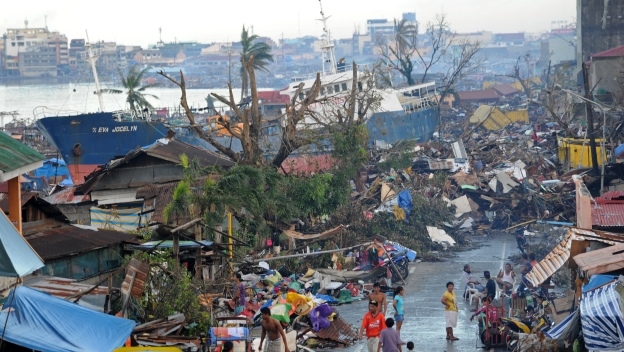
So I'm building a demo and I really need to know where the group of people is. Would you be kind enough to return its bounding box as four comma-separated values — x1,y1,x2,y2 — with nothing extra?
359,284,412,352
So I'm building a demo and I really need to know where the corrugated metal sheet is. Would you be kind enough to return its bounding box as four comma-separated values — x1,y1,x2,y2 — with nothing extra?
506,110,529,123
145,139,235,168
592,203,624,227
121,258,149,299
525,228,624,286
314,316,359,345
481,108,512,130
25,224,140,260
469,105,496,124
23,276,109,297
0,131,45,175
492,84,520,96
43,186,91,205
458,89,500,102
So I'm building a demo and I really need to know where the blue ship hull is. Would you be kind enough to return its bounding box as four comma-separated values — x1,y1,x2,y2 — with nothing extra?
36,112,172,183
366,108,438,146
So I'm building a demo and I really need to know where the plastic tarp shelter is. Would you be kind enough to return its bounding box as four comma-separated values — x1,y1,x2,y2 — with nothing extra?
0,286,136,352
580,281,624,351
0,211,43,277
583,274,618,293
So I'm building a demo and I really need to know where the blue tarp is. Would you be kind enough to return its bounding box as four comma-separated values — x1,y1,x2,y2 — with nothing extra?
397,190,413,217
583,274,618,293
0,212,43,277
615,143,624,158
580,282,624,351
0,286,135,352
33,158,72,183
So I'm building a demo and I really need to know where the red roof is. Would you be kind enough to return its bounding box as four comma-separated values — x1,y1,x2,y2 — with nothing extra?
492,84,520,96
592,191,624,227
592,203,624,227
592,45,624,58
458,89,501,102
258,90,290,104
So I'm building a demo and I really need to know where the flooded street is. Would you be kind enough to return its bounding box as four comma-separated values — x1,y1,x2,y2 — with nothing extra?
335,232,515,352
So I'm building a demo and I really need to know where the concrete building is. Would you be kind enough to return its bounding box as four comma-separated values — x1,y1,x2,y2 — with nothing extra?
2,26,68,77
588,45,624,96
577,0,624,67
546,30,576,66
367,19,394,36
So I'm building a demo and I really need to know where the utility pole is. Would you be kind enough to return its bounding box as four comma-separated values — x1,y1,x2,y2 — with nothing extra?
582,62,600,176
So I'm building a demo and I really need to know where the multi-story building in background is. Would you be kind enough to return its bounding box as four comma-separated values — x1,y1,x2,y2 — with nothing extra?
2,23,68,77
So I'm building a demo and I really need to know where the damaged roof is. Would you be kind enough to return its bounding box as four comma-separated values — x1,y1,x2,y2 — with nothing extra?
458,89,500,102
573,243,624,276
24,223,140,260
0,131,45,181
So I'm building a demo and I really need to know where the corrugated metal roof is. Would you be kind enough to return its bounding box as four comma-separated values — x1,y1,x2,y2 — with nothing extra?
0,131,45,175
313,316,358,345
43,186,91,205
492,84,520,96
25,224,140,260
458,89,500,102
592,203,624,227
525,228,624,286
573,243,624,276
23,276,109,297
144,139,235,168
592,45,624,58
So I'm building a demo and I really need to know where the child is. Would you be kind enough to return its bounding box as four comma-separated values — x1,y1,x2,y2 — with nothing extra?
393,286,405,335
406,341,414,350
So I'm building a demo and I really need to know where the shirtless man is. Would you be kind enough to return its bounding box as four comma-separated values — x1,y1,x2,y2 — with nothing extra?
368,282,388,315
258,307,290,352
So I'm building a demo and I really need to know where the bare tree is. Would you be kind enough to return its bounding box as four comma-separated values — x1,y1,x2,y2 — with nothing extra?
375,19,418,85
159,56,323,167
416,13,455,84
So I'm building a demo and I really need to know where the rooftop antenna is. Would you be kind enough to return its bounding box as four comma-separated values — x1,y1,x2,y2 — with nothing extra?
44,15,48,30
158,27,163,46
24,18,28,29
317,0,337,76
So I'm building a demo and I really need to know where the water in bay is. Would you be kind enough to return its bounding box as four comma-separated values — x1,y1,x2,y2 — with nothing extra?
0,82,242,125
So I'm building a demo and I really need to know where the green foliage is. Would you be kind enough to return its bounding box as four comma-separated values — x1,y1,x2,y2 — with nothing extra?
377,152,415,172
101,65,159,114
130,252,211,334
164,180,191,224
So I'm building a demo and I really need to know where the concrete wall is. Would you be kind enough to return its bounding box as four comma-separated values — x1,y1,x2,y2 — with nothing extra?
577,0,624,64
590,57,624,94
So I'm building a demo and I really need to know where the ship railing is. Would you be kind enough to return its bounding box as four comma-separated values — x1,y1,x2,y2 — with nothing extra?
290,63,372,82
33,106,87,120
402,96,438,113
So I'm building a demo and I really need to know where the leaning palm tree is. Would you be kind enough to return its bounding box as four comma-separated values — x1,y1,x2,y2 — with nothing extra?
102,65,158,114
239,25,274,102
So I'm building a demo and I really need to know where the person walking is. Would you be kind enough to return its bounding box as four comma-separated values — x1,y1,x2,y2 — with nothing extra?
378,317,404,352
359,300,387,352
258,307,290,352
392,286,405,335
232,273,246,315
369,282,388,315
441,281,459,341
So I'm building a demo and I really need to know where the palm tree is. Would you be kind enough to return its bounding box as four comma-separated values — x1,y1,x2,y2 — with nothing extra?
102,65,158,114
239,25,274,102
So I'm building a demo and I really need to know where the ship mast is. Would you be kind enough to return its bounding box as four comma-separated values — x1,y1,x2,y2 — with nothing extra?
317,0,337,76
84,31,105,112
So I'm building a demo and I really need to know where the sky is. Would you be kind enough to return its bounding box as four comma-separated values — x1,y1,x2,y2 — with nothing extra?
1,0,576,47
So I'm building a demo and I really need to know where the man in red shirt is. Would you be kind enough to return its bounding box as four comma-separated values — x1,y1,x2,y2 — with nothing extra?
359,300,387,352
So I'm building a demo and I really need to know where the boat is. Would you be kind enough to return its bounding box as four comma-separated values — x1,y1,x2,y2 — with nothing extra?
257,1,439,150
34,38,217,184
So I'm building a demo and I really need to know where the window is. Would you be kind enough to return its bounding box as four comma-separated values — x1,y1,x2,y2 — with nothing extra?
341,83,348,91
358,82,363,92
320,87,326,95
327,86,334,94
298,92,304,100
334,84,340,93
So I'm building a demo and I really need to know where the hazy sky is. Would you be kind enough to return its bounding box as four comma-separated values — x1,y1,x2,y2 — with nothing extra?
1,0,575,47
